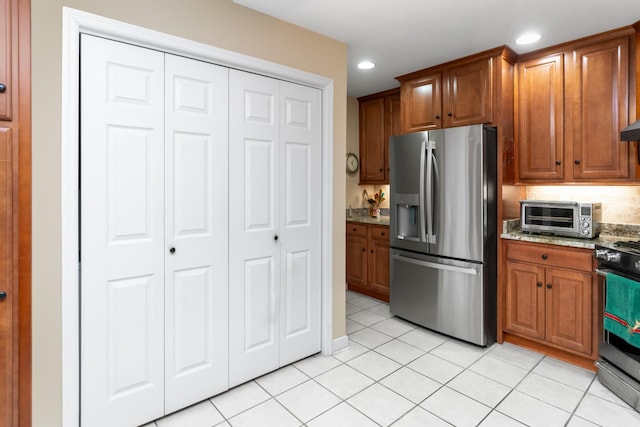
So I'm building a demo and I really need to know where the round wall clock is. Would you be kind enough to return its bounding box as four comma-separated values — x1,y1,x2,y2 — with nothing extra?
346,152,359,175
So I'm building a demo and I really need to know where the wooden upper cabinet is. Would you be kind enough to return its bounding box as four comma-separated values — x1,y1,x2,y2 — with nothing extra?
359,96,385,183
569,37,630,180
384,91,401,181
358,88,399,184
516,54,565,181
515,28,634,183
0,0,11,121
400,72,442,132
396,47,510,133
444,57,492,127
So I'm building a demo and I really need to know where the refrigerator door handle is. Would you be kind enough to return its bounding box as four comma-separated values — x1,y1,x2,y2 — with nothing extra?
419,140,427,243
392,253,479,276
425,140,436,244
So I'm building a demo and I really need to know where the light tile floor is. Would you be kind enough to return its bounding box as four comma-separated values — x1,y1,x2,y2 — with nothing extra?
145,291,640,426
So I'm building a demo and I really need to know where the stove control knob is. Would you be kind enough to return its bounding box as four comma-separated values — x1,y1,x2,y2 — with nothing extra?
595,249,608,259
582,229,590,235
605,252,621,262
595,249,620,262
582,222,590,228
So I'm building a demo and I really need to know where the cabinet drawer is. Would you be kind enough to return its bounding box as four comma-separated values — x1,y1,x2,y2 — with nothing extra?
506,241,593,272
347,222,368,237
369,225,390,242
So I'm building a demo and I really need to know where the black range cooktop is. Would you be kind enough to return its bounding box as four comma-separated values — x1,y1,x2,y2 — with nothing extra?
595,241,640,276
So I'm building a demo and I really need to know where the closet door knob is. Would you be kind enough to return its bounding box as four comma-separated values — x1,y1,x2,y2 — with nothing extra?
169,247,176,254
274,234,279,241
0,291,6,301
0,84,6,93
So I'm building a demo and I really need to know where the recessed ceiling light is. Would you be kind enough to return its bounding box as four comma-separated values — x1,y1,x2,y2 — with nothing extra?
516,32,542,45
357,61,376,70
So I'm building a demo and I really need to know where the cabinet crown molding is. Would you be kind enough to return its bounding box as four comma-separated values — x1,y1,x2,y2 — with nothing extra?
394,45,515,82
516,25,635,62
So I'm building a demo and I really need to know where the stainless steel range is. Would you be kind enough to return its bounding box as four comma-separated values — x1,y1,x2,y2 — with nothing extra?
595,241,640,411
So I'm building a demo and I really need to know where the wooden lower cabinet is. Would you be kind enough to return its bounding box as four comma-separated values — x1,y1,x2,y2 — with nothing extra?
503,240,597,368
346,222,390,302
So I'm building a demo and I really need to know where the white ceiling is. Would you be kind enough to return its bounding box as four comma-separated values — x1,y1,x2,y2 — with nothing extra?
233,0,640,98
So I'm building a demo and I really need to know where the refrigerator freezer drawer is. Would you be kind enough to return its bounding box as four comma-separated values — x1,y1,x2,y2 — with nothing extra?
390,250,493,346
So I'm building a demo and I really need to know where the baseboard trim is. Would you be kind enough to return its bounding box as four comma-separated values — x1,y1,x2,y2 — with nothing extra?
331,335,349,354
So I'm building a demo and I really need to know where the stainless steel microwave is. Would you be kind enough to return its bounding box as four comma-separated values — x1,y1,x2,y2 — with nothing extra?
520,200,602,239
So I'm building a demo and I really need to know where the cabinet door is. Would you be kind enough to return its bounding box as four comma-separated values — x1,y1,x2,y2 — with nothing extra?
516,54,564,181
346,233,368,288
400,73,442,132
0,0,10,120
444,58,492,127
569,37,630,180
368,233,390,299
505,261,545,340
545,268,592,354
383,92,400,182
0,124,12,427
359,96,386,183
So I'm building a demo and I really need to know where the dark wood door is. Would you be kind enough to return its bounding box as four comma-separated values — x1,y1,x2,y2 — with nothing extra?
359,96,386,183
383,92,400,183
368,225,390,300
0,120,12,427
516,54,564,181
0,0,9,121
400,73,442,132
346,233,368,288
444,57,492,127
569,37,630,180
505,261,545,340
545,267,592,354
0,0,13,424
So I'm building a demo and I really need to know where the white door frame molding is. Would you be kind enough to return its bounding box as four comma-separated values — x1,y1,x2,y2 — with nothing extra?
61,7,335,426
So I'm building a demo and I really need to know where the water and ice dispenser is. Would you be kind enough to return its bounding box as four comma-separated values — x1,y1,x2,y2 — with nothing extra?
394,193,420,241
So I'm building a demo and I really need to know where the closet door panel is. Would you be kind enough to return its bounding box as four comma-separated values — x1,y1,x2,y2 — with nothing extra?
164,54,229,412
80,35,165,427
229,70,280,386
279,82,322,365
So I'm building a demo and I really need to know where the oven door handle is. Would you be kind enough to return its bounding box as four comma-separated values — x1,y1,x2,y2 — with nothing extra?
596,268,618,277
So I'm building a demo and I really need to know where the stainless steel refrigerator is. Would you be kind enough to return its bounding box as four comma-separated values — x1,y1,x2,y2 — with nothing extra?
389,124,497,346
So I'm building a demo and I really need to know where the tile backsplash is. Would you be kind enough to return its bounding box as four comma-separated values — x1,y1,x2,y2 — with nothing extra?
526,186,640,225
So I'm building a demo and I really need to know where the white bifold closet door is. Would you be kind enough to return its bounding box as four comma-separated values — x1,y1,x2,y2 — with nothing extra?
80,34,228,427
228,70,322,387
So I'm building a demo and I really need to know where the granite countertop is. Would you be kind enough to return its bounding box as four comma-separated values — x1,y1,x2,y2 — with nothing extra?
501,218,640,250
347,215,390,226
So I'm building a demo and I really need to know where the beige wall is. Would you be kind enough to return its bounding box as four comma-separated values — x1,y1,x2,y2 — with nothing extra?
31,1,347,425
